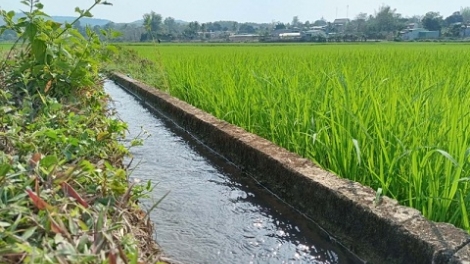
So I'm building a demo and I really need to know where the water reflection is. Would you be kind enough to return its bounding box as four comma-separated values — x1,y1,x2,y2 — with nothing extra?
105,81,363,264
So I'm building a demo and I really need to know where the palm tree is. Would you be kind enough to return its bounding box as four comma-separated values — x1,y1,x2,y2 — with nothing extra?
143,11,163,41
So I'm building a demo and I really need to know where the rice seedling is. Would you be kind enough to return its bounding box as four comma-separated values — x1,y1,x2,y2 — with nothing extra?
122,43,470,232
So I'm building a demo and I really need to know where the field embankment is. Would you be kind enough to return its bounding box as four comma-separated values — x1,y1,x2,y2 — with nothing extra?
113,43,470,233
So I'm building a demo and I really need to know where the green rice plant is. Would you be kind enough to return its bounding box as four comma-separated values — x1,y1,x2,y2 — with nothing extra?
122,43,470,232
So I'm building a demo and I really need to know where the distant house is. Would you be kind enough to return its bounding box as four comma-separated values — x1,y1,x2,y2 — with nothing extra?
310,26,326,31
401,28,439,40
210,31,228,39
279,32,302,40
333,18,350,32
271,29,300,40
333,18,350,25
228,34,260,42
418,30,440,39
461,26,470,37
406,23,420,30
271,29,298,38
302,30,327,40
447,23,470,38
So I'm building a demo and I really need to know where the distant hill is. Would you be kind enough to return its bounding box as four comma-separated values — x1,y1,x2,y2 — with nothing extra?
129,19,188,26
128,19,144,26
51,16,112,27
0,14,112,27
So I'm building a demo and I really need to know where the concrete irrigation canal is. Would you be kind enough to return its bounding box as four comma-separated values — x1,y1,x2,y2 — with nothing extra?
106,75,470,264
105,80,363,263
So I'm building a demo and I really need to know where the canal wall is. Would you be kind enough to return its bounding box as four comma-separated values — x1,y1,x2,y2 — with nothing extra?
111,73,470,264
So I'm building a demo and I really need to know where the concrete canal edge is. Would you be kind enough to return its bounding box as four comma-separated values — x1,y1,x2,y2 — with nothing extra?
110,73,470,264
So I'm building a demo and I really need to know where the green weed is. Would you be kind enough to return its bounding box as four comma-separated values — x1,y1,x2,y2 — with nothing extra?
1,1,164,263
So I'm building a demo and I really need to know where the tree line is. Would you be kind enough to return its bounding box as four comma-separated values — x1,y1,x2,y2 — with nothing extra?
131,6,470,42
1,5,469,42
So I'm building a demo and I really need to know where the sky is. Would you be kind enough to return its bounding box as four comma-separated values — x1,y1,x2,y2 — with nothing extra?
1,0,468,24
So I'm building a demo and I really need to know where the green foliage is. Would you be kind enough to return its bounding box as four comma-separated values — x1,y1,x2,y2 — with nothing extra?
142,11,163,42
461,7,470,23
122,43,470,233
0,0,117,102
1,1,163,263
422,12,444,31
66,4,470,44
107,46,169,92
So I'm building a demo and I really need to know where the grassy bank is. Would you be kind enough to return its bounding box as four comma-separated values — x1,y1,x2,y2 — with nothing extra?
112,43,470,233
1,2,166,263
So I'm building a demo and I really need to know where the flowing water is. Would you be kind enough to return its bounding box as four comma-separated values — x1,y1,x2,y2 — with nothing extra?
105,80,364,264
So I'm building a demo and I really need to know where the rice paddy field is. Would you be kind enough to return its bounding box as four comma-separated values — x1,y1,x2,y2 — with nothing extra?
0,43,12,53
124,43,470,232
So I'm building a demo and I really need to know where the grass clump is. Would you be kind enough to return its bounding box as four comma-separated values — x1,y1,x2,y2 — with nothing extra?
117,43,470,233
1,1,165,263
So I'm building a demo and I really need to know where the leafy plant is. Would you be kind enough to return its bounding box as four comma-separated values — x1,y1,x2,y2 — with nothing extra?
0,1,165,263
1,0,115,102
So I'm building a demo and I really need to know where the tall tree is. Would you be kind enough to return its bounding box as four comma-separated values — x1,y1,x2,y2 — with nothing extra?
373,5,405,33
313,18,327,26
304,20,311,29
143,11,163,40
445,12,463,25
274,22,287,30
183,21,200,39
445,23,462,37
206,22,222,32
164,17,178,34
408,15,423,24
200,23,207,33
231,22,239,33
292,16,300,28
200,23,207,39
353,13,368,33
239,23,256,33
461,7,470,23
422,12,443,31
